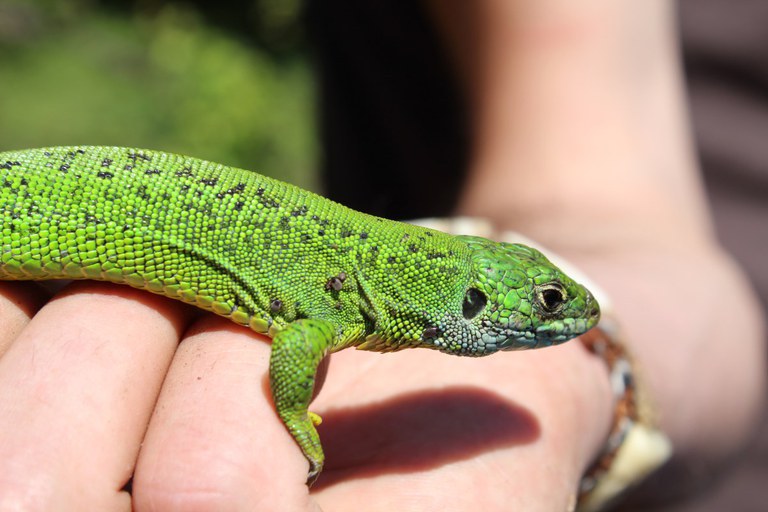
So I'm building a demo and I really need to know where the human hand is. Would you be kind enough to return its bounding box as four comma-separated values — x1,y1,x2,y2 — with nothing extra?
0,279,612,511
0,281,306,510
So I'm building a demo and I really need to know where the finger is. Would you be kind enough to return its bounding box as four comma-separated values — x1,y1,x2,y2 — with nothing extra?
0,281,50,356
133,316,320,512
0,282,192,511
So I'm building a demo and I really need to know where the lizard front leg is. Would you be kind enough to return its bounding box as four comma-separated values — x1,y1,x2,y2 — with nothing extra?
269,318,336,484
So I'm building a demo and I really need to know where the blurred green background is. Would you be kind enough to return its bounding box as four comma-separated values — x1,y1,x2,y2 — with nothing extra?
0,0,317,189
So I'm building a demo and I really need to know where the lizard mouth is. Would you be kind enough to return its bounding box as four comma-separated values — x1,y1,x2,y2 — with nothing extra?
534,307,600,344
497,316,600,352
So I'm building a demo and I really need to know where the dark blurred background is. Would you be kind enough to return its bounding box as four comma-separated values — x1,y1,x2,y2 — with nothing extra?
0,0,765,510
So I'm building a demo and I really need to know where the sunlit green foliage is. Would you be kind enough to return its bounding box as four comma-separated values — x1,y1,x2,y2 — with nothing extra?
0,0,317,189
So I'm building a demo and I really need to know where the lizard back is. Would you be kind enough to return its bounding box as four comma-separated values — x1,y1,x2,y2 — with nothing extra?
0,146,472,349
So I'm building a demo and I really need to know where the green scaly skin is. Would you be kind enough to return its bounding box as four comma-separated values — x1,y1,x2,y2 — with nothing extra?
0,146,600,483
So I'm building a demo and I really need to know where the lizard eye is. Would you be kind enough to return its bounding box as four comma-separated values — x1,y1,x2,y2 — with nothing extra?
537,284,567,314
462,287,487,319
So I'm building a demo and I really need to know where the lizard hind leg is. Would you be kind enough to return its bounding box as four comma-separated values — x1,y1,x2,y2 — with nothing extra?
269,318,336,485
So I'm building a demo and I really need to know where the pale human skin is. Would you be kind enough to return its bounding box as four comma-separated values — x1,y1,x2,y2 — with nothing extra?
0,2,763,512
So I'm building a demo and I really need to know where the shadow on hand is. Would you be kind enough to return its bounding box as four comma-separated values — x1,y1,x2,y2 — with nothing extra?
314,385,539,488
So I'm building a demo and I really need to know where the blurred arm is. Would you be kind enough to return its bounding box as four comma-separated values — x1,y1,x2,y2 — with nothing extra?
427,0,766,501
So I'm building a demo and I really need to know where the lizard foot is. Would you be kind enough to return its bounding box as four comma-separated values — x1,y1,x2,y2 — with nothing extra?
309,411,323,426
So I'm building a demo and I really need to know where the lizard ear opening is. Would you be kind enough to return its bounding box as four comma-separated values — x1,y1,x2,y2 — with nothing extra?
462,288,487,320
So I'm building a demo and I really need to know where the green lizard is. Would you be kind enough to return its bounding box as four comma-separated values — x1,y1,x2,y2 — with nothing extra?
0,146,600,482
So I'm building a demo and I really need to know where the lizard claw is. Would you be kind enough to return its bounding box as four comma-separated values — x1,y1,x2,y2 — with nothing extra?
306,459,323,486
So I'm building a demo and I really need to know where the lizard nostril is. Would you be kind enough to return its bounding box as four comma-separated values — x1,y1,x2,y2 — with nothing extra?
588,301,601,321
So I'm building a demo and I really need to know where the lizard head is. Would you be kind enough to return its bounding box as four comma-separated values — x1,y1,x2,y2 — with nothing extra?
434,236,600,355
